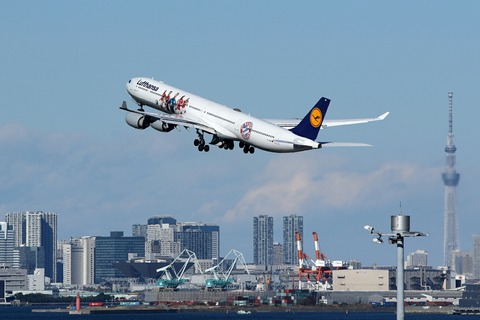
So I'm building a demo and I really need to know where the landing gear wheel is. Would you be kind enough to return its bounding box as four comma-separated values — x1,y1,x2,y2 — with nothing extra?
243,146,249,154
249,146,255,154
195,129,207,152
239,141,245,148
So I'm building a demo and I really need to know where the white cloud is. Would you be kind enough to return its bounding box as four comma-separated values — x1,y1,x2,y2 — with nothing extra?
221,158,441,223
0,123,29,143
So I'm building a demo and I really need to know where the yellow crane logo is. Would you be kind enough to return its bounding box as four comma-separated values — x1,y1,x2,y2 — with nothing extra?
309,107,323,128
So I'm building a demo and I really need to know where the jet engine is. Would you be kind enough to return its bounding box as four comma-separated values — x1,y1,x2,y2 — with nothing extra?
151,121,175,132
125,112,152,129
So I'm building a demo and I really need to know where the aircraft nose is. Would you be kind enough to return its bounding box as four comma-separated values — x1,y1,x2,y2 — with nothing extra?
126,79,133,93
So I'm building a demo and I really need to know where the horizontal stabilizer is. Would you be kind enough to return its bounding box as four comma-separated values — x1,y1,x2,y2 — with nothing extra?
319,142,372,147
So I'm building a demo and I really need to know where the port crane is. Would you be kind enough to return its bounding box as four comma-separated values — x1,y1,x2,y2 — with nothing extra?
296,231,332,290
156,249,202,290
204,249,250,291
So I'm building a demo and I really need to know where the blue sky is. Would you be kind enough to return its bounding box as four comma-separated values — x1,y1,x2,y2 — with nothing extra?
1,1,479,267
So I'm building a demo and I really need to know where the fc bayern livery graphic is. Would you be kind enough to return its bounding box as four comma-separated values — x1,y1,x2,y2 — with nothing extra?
120,77,389,154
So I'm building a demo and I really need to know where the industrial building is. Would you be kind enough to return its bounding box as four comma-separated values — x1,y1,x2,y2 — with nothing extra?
333,269,389,291
0,267,27,291
458,284,480,307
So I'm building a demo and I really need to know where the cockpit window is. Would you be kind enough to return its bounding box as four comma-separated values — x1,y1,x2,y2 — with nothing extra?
128,79,131,83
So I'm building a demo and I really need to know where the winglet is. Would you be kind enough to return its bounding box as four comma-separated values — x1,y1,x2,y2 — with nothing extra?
319,142,372,147
378,112,390,120
290,97,330,141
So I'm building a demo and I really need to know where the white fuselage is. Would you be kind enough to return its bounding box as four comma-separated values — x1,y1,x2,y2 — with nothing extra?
126,78,319,152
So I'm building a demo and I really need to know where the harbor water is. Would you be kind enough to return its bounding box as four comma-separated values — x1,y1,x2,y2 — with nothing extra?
0,306,467,320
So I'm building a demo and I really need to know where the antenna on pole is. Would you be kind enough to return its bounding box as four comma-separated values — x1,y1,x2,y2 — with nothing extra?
448,92,453,134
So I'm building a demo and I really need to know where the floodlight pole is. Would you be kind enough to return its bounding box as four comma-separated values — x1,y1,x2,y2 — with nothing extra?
389,215,410,320
390,232,405,320
365,214,427,320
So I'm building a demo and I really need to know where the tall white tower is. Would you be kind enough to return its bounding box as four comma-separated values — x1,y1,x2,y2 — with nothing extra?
442,92,460,269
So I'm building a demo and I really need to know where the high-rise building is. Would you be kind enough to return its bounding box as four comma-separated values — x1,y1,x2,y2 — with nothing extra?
406,249,428,267
17,246,45,275
0,222,17,268
253,215,274,266
175,222,220,260
283,215,303,265
94,231,145,283
132,224,147,238
62,237,95,286
272,242,283,266
454,250,474,278
146,223,179,257
5,212,26,247
442,92,460,269
473,235,480,279
5,211,57,282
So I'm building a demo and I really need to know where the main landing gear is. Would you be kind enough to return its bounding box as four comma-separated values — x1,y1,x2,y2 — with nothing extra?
220,140,235,150
239,141,255,154
194,130,210,152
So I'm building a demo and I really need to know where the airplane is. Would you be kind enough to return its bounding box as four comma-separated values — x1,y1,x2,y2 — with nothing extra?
120,77,389,154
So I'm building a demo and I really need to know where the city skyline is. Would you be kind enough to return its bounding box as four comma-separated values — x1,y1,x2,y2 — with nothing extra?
1,2,480,267
2,207,480,269
3,210,480,285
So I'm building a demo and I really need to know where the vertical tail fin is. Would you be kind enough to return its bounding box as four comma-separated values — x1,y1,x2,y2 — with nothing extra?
290,97,330,140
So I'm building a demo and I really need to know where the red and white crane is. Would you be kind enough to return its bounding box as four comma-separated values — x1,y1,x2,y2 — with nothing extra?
295,231,334,291
313,231,329,268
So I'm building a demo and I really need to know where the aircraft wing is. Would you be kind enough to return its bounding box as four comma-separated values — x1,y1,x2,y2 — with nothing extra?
265,112,390,130
120,101,217,135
